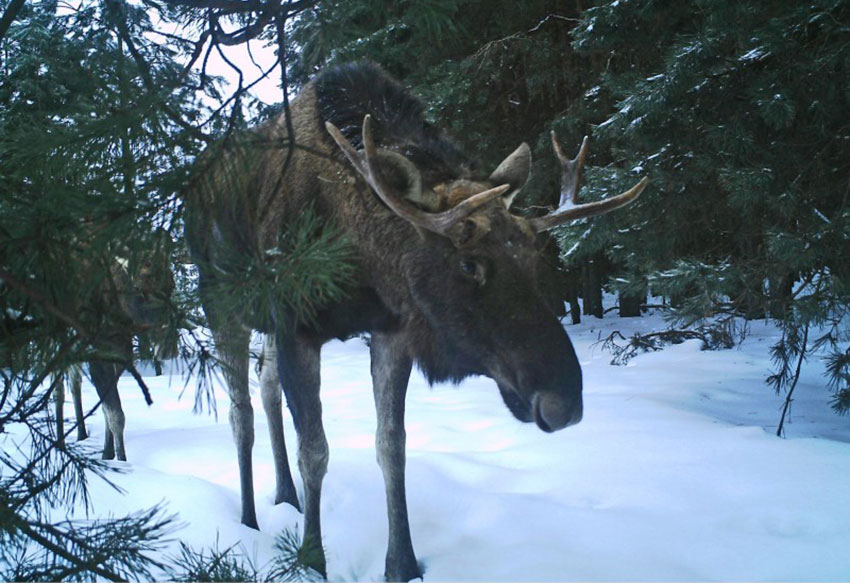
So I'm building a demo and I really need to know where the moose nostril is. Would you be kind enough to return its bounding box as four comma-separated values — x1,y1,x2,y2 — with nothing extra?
533,392,582,432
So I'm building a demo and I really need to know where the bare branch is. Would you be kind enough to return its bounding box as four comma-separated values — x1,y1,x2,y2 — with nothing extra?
276,10,294,175
199,56,277,126
776,323,810,438
209,9,273,46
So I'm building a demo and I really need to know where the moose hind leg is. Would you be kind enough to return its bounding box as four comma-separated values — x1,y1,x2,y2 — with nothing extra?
370,332,422,582
276,331,328,578
89,361,127,461
260,335,301,510
203,295,260,530
91,361,126,461
101,408,116,460
104,391,127,462
70,364,88,441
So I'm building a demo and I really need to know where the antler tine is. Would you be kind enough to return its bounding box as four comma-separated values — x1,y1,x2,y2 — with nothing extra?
529,134,648,232
327,115,510,236
326,117,424,227
437,184,511,229
325,120,369,179
552,133,589,208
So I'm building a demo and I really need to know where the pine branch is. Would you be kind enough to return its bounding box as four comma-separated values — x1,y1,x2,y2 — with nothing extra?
106,0,214,143
473,13,577,67
11,519,124,582
0,267,89,337
164,0,314,12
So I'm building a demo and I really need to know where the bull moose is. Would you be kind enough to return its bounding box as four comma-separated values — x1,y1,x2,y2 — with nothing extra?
184,61,647,581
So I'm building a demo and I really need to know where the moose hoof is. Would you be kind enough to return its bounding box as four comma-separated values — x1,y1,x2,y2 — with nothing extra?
283,496,302,513
274,485,302,513
241,514,260,531
385,557,423,582
298,535,327,579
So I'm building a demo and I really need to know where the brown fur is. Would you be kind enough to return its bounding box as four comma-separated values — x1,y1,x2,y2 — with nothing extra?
54,235,175,461
184,62,583,581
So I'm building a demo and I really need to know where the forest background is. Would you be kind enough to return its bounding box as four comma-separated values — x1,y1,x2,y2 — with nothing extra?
1,0,849,578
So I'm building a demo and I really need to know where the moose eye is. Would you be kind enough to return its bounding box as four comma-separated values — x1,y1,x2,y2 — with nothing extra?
460,260,477,276
459,259,487,286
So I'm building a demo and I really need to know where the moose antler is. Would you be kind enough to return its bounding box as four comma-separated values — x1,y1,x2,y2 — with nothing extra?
325,115,510,236
529,132,648,232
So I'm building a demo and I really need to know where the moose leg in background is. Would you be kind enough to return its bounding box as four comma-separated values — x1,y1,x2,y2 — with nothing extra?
275,330,327,577
53,364,88,448
53,370,67,448
89,358,128,461
69,364,87,441
370,332,421,582
259,335,300,510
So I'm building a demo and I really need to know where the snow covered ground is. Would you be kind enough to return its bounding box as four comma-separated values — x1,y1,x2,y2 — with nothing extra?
64,312,850,581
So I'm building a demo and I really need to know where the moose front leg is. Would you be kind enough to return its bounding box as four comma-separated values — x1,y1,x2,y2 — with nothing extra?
276,331,328,578
260,334,301,511
370,332,421,582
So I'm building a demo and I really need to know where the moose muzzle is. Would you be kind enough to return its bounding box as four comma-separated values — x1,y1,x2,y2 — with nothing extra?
532,390,583,432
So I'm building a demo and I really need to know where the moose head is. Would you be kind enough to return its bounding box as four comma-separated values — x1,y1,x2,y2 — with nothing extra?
326,115,647,431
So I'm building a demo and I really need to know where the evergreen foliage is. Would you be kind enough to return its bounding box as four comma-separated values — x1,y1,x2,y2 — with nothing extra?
163,528,322,582
1,0,197,576
0,0,351,577
570,0,850,414
166,538,261,582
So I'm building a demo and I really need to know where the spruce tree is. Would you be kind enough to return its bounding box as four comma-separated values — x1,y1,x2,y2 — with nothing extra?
571,0,850,421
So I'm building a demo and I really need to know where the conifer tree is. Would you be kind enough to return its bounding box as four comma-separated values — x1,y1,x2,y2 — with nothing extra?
570,0,850,420
0,0,350,576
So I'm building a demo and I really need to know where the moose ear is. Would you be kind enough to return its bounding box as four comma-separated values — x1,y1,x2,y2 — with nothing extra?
373,149,440,211
488,143,531,210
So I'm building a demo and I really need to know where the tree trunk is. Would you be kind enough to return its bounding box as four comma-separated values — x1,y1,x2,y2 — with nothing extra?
536,235,568,319
565,268,581,325
619,286,645,317
581,256,604,319
767,273,794,320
